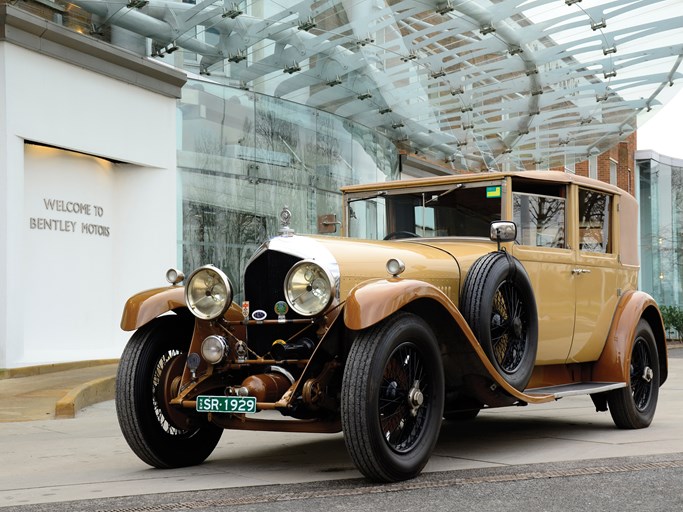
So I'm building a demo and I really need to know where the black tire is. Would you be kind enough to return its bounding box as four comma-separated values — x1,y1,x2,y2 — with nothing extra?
116,315,222,468
460,252,538,390
607,320,660,429
341,312,444,482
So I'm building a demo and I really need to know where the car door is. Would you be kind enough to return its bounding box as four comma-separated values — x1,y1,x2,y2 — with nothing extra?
567,187,620,362
511,187,576,364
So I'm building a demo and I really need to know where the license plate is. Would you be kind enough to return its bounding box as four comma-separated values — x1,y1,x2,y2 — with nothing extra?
196,395,257,414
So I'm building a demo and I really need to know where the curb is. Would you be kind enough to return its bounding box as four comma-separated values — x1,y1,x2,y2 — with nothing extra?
54,375,117,419
0,359,119,380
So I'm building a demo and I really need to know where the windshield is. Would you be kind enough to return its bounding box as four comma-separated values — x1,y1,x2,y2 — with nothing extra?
347,182,503,240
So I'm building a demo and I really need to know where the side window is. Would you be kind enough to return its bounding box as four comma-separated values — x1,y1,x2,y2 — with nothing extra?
513,192,566,248
579,189,611,253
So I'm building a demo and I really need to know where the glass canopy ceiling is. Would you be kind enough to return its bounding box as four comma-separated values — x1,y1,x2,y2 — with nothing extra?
66,0,683,171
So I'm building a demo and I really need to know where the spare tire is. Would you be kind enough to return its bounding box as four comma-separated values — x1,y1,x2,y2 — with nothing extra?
460,251,538,390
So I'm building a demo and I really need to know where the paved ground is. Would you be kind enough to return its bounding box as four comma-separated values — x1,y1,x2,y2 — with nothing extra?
0,363,117,422
0,348,681,509
7,454,683,511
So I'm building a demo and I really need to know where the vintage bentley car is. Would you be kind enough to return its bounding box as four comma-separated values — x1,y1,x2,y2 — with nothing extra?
117,171,667,482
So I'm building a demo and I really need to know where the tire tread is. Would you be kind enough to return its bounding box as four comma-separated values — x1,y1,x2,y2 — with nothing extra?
607,320,659,429
459,251,538,390
341,312,443,482
116,316,222,468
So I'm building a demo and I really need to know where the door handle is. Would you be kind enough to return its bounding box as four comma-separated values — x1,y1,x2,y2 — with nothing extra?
571,268,592,275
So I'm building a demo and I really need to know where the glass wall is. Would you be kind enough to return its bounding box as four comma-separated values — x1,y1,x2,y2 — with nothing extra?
638,154,683,307
177,78,398,300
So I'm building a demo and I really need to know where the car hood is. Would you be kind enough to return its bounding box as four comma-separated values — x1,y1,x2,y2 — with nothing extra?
258,235,498,305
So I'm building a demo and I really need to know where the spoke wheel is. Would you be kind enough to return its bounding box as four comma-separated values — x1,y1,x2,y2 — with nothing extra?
490,281,529,374
460,252,538,390
342,312,444,482
380,344,429,453
607,320,660,429
116,315,222,468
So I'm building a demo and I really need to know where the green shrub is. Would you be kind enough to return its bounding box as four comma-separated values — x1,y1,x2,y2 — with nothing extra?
660,305,683,340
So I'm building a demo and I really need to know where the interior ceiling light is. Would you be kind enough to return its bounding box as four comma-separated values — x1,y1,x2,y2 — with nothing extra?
222,3,242,18
591,19,607,31
298,16,316,31
436,1,454,15
283,62,302,74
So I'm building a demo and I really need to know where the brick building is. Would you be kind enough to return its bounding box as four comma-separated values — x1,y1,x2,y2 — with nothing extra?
574,133,637,195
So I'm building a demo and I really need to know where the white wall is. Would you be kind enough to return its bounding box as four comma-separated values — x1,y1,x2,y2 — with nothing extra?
23,145,118,362
1,42,179,367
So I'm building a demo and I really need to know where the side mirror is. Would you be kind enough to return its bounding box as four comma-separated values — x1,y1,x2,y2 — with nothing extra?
317,213,341,234
490,221,517,243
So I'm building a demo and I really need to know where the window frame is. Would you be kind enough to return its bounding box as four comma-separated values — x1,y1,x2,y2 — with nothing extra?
512,190,567,250
577,187,613,255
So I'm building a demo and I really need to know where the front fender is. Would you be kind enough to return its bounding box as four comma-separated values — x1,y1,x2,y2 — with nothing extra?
121,286,186,331
343,278,558,405
343,278,458,331
592,290,668,385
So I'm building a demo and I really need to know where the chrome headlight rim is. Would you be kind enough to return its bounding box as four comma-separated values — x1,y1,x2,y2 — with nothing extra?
284,259,336,317
201,335,229,364
184,265,233,320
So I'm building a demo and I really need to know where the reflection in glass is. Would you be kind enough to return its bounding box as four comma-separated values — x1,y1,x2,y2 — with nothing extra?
578,189,611,253
637,157,682,307
513,193,565,249
348,185,502,240
178,79,398,300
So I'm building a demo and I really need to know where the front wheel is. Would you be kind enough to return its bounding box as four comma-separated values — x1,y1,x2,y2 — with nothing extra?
116,315,222,468
607,320,660,429
341,312,444,482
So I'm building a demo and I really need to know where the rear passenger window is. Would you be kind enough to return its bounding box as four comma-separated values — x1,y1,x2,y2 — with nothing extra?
579,189,611,253
513,192,566,248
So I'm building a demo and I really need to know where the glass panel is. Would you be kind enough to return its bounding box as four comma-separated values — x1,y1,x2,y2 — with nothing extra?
578,189,611,253
513,193,566,249
178,79,398,300
19,0,683,170
348,197,387,240
638,157,683,307
348,184,502,240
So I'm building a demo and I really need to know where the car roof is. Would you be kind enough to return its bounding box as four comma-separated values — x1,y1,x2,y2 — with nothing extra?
341,170,629,198
342,170,640,267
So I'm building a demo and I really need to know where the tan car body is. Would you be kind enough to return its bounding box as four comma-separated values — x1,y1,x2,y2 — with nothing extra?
121,171,667,418
339,171,667,391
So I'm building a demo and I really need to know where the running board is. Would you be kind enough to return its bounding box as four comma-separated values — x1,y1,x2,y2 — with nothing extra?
525,382,627,399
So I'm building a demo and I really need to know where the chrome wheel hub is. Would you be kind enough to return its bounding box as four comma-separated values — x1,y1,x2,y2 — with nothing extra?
407,380,424,417
642,366,654,383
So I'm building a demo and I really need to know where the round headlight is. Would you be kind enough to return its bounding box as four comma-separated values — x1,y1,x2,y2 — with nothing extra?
284,260,335,317
185,265,233,320
201,335,228,364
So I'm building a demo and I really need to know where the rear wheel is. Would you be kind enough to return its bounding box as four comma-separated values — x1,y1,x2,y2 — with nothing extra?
607,320,660,429
342,312,444,482
116,315,222,468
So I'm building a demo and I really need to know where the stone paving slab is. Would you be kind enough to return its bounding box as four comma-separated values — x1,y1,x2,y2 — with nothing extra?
0,350,680,507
